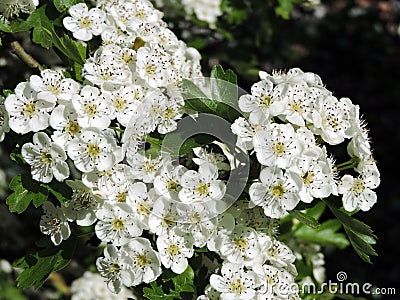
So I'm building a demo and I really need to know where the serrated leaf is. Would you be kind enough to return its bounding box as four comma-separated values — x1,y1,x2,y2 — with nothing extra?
324,199,377,263
25,5,54,48
54,0,83,12
276,0,301,19
210,65,238,105
289,210,320,229
171,265,194,293
13,237,77,289
6,174,48,213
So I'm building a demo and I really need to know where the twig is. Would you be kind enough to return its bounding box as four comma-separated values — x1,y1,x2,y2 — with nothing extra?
1,31,43,72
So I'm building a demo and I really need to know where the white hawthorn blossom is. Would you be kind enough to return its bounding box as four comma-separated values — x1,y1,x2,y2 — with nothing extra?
39,201,70,246
49,104,81,147
338,172,380,212
250,167,302,218
156,228,194,274
4,82,54,134
96,244,134,294
21,132,69,183
210,262,258,299
67,128,119,173
253,123,303,169
63,3,106,41
72,85,113,130
121,237,162,286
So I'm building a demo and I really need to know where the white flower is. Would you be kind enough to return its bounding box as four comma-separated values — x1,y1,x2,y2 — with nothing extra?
154,162,186,200
264,239,297,274
217,225,261,266
70,271,134,300
65,180,103,226
21,132,69,183
156,228,194,274
0,103,10,142
49,104,81,147
253,123,303,169
127,152,163,183
209,262,258,299
107,84,146,127
72,85,113,130
121,237,162,285
249,167,302,218
63,3,106,41
4,82,54,134
311,96,352,145
207,213,235,252
338,173,379,212
83,47,132,87
181,0,223,26
96,244,135,293
280,84,315,127
136,46,170,88
197,285,221,300
253,263,299,299
29,69,80,103
128,182,154,229
67,128,119,173
291,148,334,203
96,203,142,246
239,79,285,121
179,166,226,204
148,196,178,236
39,201,70,246
175,203,218,247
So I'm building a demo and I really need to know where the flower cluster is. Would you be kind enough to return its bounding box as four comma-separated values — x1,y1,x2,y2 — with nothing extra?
0,0,38,19
233,68,380,217
1,0,380,298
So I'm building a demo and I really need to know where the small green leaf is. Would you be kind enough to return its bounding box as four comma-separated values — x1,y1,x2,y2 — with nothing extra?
54,0,83,12
289,210,320,229
13,237,77,289
6,174,48,213
275,0,301,19
171,265,194,293
27,5,54,48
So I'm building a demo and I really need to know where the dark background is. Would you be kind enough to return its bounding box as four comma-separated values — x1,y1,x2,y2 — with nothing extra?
1,0,399,299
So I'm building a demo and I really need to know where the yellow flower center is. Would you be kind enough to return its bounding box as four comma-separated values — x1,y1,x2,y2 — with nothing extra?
135,253,151,268
273,142,286,156
83,103,97,116
40,152,53,164
112,219,124,230
113,96,127,111
352,178,365,195
290,100,303,113
302,171,315,186
79,17,92,29
271,185,285,198
65,121,80,135
166,180,179,191
86,143,100,158
163,107,175,119
137,203,150,215
116,192,127,203
195,183,209,196
144,161,156,173
23,103,36,118
260,94,272,108
122,51,134,64
167,243,180,256
234,237,248,251
229,279,244,295
145,64,156,75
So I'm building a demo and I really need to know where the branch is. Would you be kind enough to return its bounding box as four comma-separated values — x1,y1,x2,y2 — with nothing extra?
1,32,43,72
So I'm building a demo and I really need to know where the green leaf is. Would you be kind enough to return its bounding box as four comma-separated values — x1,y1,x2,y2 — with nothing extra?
275,0,301,19
289,210,320,229
27,5,54,48
210,65,238,104
143,282,178,299
0,17,11,32
42,181,73,206
324,199,377,263
6,174,49,213
171,265,194,293
13,237,77,289
54,0,83,12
